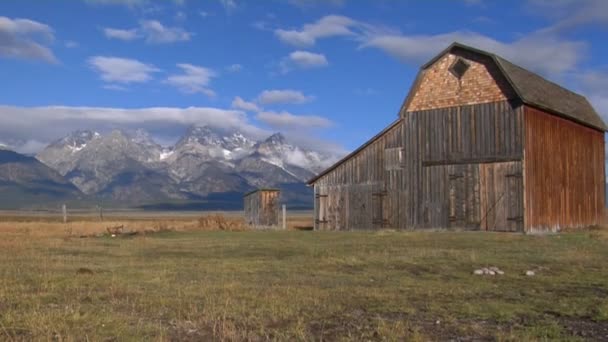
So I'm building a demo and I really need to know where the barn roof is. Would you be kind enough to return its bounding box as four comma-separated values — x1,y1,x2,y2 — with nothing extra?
419,42,607,131
308,42,606,185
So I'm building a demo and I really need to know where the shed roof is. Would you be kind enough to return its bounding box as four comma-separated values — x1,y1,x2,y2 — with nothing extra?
243,188,280,197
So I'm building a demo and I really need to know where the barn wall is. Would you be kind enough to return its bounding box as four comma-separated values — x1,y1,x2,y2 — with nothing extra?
244,190,280,227
406,50,517,112
523,106,605,231
404,101,524,230
314,100,525,231
313,120,404,230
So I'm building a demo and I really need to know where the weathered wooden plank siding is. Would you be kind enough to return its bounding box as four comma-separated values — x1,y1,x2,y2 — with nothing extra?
523,106,605,231
313,120,404,230
314,100,525,231
415,101,523,166
404,100,524,229
244,190,280,227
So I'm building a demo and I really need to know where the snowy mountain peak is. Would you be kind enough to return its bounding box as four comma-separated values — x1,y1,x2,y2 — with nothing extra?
48,129,100,154
176,125,255,152
265,133,287,145
36,127,339,199
177,125,222,147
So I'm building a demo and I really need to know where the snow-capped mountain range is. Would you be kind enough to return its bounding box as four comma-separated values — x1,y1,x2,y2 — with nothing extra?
33,125,336,206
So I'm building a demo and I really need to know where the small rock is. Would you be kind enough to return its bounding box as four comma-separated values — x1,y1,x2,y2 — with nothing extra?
435,320,441,325
525,270,535,276
76,267,94,275
487,270,496,275
495,269,505,275
473,269,484,275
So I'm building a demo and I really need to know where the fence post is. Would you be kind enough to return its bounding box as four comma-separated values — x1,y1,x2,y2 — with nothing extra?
282,204,286,230
62,204,67,224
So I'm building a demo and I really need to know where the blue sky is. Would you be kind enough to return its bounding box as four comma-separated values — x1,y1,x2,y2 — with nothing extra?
0,0,607,155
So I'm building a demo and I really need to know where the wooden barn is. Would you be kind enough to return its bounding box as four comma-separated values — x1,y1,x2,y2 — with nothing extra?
243,189,280,228
308,42,606,233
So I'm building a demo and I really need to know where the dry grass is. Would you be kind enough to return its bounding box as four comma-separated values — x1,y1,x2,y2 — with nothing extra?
0,211,313,240
0,214,607,340
197,214,247,231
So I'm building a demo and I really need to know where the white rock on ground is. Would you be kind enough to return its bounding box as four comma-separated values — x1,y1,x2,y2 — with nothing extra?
473,267,505,276
525,270,535,276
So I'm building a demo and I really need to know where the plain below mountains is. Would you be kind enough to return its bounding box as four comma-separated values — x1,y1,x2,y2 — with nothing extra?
7,125,336,210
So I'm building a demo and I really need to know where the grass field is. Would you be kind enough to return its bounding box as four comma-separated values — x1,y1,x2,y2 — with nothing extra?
0,214,607,341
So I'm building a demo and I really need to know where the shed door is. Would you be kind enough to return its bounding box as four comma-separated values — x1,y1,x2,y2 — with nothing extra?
480,162,523,232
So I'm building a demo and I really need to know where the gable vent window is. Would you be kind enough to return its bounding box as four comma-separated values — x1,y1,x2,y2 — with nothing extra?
449,58,470,79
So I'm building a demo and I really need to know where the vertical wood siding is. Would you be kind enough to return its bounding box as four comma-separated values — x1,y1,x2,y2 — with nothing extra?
313,100,525,231
244,190,280,227
524,106,605,231
313,120,404,230
404,101,524,230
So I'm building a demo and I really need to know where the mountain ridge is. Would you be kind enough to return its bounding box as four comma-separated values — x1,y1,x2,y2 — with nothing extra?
31,125,336,208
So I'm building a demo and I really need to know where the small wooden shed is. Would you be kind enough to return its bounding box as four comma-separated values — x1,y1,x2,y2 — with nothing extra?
243,189,280,228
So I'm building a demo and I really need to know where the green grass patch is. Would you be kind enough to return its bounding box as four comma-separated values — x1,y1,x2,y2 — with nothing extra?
0,230,607,340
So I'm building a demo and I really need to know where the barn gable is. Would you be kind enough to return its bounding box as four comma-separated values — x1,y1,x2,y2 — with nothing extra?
404,47,517,112
401,42,607,131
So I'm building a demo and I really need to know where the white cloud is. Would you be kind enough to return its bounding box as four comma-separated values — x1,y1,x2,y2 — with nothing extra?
88,56,160,84
140,20,191,43
274,15,357,47
103,20,191,44
288,50,328,68
273,15,587,77
528,0,608,32
257,111,332,129
219,0,238,13
0,16,57,63
102,84,129,91
85,0,148,7
231,96,260,112
0,105,260,145
288,0,346,8
0,105,341,154
226,63,242,72
103,27,139,41
578,70,608,123
64,40,78,48
14,140,47,155
463,0,484,6
359,30,586,76
165,63,216,97
257,89,314,105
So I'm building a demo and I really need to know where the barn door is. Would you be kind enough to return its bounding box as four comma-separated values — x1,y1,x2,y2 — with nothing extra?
505,171,523,231
480,162,523,232
447,164,481,230
448,172,465,227
372,190,387,229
